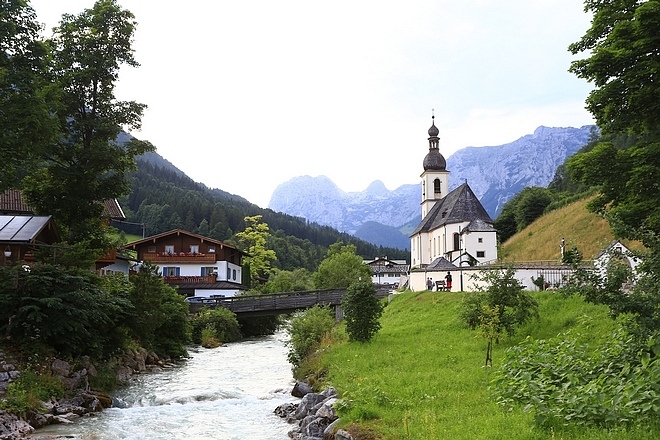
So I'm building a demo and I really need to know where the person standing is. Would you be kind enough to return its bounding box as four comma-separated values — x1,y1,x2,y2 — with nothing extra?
427,277,433,290
445,272,453,291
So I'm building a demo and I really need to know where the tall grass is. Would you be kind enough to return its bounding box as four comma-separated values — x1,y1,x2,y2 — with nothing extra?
313,291,659,439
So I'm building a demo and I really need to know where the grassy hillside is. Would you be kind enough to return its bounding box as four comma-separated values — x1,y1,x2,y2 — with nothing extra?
312,291,656,440
501,197,642,262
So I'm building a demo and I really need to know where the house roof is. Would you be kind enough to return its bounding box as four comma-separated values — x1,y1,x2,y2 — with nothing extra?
370,264,410,275
0,189,32,214
410,183,494,236
426,257,458,270
122,229,246,255
0,189,126,220
0,215,60,244
101,199,126,220
594,240,632,259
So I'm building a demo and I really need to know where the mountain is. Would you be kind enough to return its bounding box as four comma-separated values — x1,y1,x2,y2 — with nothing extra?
268,176,420,236
268,125,596,250
446,125,596,217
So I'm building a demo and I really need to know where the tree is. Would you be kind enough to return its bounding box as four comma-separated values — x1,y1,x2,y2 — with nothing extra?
0,0,59,191
128,262,190,358
235,215,277,287
514,187,553,231
565,0,660,335
313,242,372,289
460,267,539,340
569,1,660,135
342,279,383,343
22,0,153,245
0,264,133,358
262,268,314,293
567,0,660,242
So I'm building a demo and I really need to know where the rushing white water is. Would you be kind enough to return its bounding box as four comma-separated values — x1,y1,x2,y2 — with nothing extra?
33,332,297,440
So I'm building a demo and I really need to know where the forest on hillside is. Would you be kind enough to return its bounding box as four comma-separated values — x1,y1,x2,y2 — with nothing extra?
117,159,409,271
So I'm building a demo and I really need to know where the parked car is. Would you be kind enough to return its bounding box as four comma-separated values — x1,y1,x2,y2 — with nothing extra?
184,296,214,304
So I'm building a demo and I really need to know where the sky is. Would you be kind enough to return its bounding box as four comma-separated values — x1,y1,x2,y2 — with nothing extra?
30,0,596,209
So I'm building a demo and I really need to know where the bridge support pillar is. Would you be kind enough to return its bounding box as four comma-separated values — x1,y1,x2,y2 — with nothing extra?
334,304,343,322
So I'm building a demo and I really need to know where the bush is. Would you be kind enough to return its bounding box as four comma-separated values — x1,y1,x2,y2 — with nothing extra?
0,369,65,417
286,305,335,368
343,279,383,342
190,308,241,345
492,324,660,429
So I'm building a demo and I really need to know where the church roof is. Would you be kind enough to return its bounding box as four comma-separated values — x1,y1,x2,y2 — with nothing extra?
463,218,497,233
410,182,494,236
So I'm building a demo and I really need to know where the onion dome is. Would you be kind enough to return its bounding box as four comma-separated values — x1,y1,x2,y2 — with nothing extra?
428,120,440,137
423,115,446,171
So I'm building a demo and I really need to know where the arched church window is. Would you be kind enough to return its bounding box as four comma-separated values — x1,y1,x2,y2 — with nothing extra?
453,233,460,251
434,179,441,196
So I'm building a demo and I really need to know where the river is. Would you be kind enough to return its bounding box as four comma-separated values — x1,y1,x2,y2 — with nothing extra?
32,332,297,440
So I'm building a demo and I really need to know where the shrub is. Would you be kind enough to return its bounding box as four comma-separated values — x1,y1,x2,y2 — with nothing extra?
190,308,241,345
492,324,660,429
343,279,383,342
286,305,335,368
0,369,65,417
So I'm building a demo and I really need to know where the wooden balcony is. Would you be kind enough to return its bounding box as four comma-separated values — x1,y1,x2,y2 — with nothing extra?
164,275,217,284
142,252,217,263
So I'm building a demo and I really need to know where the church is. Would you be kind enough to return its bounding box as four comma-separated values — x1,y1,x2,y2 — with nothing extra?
409,115,498,270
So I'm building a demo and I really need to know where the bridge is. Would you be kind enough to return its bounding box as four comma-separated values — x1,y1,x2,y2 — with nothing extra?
188,287,393,319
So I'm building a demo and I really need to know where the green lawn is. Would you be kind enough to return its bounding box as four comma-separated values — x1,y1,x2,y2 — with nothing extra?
314,291,658,440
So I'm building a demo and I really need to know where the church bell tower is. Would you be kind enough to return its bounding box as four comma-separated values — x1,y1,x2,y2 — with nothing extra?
420,112,449,219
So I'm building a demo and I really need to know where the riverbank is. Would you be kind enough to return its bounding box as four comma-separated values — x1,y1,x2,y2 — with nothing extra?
303,290,660,439
0,346,175,440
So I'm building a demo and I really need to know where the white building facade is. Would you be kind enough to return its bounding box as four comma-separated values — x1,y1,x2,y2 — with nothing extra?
410,115,498,272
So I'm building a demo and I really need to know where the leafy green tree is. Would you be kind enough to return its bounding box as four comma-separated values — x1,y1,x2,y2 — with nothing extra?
0,264,132,358
262,268,314,293
460,267,539,340
565,0,660,337
128,262,190,358
493,206,518,244
567,0,660,242
313,242,372,289
235,215,277,287
342,279,383,343
569,1,660,135
0,0,58,191
495,187,553,243
22,0,153,245
514,187,553,231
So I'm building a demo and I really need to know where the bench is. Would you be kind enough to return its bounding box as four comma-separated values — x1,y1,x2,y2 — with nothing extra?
435,280,451,292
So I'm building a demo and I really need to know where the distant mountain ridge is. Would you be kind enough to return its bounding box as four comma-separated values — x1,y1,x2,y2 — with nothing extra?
268,125,596,250
447,125,596,216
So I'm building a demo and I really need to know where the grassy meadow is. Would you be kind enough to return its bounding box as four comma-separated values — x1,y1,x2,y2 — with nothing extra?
500,197,644,262
310,290,658,440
